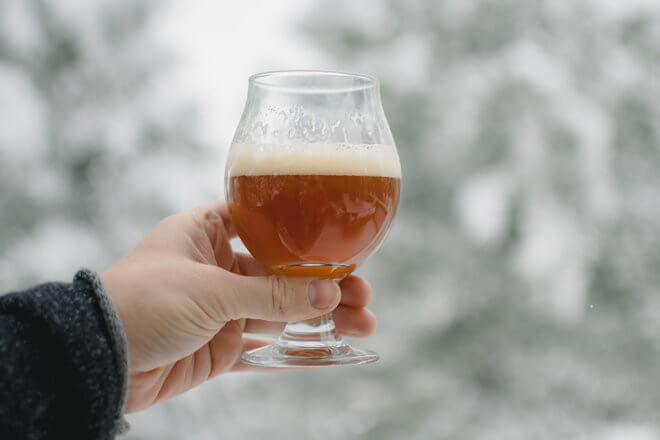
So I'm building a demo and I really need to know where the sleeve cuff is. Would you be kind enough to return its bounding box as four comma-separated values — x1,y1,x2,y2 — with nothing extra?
75,269,130,435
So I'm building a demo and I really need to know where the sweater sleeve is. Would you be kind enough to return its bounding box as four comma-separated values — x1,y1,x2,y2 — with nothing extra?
0,269,129,440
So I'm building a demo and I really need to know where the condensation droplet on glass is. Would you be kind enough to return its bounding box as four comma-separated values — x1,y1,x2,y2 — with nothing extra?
302,128,311,140
351,112,364,125
252,122,268,136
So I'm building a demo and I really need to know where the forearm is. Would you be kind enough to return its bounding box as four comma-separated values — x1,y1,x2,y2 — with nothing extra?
0,270,128,439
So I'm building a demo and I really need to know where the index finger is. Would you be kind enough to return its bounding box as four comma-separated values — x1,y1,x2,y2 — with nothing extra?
190,199,237,240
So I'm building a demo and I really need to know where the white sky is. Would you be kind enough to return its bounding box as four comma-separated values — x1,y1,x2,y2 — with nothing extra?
154,0,330,154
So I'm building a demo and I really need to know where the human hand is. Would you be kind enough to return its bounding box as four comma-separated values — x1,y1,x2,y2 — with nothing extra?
101,200,377,412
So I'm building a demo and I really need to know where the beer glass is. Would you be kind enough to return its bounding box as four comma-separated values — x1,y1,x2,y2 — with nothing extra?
225,70,401,367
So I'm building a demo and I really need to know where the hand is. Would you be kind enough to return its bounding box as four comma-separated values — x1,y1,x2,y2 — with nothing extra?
101,200,377,412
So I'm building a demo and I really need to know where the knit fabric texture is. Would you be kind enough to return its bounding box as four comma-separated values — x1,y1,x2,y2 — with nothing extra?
0,269,129,439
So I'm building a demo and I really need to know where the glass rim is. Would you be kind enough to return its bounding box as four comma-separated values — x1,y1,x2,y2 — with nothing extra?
248,70,378,94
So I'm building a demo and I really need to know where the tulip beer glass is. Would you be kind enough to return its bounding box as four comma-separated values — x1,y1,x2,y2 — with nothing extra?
225,71,401,367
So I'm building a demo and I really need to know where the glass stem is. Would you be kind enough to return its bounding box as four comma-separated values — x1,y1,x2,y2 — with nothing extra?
278,312,345,349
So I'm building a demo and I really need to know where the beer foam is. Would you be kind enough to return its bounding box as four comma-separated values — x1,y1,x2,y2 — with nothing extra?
226,143,401,178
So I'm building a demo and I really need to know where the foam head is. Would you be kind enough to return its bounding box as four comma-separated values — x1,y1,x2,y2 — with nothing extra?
226,143,402,178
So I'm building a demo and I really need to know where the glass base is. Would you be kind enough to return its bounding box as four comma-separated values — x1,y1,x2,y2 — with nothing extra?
241,343,379,368
241,311,379,368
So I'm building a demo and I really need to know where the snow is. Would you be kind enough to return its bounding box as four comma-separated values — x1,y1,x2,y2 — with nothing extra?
0,63,47,163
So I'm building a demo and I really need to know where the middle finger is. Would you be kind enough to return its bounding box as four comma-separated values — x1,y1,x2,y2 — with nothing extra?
243,305,377,338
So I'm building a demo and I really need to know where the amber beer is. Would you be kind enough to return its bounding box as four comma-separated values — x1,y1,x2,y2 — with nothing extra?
226,144,401,279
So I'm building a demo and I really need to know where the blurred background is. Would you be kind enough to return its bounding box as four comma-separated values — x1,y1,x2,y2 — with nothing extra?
2,0,660,438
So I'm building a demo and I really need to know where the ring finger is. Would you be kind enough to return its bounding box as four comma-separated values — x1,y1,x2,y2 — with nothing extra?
243,305,377,338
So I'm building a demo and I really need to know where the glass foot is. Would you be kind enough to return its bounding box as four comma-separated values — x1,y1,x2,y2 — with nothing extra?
241,311,378,368
241,342,379,368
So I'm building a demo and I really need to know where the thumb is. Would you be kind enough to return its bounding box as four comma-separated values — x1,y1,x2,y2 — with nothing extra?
222,272,341,322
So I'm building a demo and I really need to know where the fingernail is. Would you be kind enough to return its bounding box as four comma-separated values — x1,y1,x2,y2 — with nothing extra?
308,280,338,309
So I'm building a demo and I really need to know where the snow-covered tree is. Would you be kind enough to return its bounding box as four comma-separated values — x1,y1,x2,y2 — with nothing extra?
294,1,660,438
0,0,214,287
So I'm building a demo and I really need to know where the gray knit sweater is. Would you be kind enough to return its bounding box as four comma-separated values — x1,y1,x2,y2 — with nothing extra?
0,269,129,439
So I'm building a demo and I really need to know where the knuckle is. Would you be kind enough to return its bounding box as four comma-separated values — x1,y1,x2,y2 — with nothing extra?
198,268,238,321
155,214,183,234
217,273,241,320
269,276,294,317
